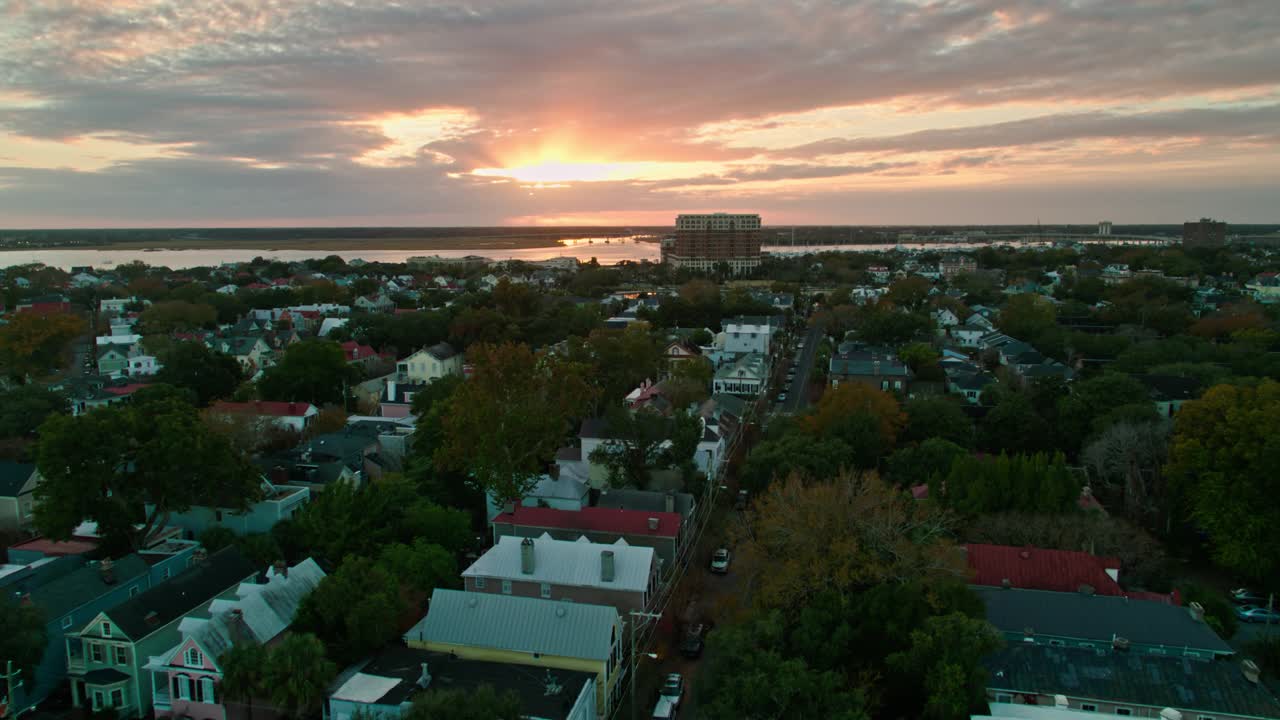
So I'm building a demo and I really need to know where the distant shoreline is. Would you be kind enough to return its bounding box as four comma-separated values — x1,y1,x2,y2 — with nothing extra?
0,234,662,253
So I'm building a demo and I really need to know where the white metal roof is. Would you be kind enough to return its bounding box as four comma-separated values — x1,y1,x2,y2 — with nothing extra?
331,673,401,703
461,533,652,592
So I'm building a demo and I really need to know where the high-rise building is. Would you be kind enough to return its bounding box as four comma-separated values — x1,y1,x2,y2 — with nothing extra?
1097,221,1112,236
661,213,762,274
1183,218,1227,248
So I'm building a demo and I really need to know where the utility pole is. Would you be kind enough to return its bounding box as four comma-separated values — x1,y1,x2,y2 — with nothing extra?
2,660,25,718
628,610,663,720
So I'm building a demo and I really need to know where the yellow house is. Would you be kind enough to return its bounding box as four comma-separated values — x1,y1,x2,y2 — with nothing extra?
404,589,622,715
395,342,463,384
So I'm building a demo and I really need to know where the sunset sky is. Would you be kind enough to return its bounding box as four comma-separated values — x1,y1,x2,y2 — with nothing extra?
1,0,1278,228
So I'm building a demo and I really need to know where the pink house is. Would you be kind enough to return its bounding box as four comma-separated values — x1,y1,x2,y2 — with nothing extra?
146,559,325,720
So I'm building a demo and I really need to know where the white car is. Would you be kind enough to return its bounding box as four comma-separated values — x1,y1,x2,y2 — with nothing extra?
710,548,731,574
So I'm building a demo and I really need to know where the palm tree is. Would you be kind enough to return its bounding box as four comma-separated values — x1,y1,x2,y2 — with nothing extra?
219,643,268,720
266,634,336,719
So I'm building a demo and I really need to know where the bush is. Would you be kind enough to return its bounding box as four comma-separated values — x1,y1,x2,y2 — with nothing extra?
1180,583,1238,640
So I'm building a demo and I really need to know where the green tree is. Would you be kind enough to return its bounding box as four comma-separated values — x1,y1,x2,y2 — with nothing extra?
257,340,360,406
902,396,973,447
886,438,968,488
0,385,68,438
0,311,84,377
406,685,522,720
295,557,405,664
155,341,244,406
979,393,1049,454
739,432,855,493
1167,381,1280,580
137,300,217,335
0,601,47,689
376,540,458,594
885,276,933,311
34,385,262,550
887,613,1003,720
588,407,700,488
219,642,269,720
264,634,336,719
437,343,596,504
997,294,1056,341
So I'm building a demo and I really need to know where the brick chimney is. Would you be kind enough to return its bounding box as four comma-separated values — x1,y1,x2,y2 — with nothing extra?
274,559,288,579
100,557,116,585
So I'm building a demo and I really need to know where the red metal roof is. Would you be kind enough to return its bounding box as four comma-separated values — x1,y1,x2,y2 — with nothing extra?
211,400,316,417
965,543,1124,595
341,341,378,360
493,505,681,538
10,537,98,556
103,383,150,396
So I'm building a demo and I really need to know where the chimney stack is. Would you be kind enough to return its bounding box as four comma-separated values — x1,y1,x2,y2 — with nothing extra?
193,547,209,565
1053,696,1069,709
520,537,535,575
100,557,116,585
417,663,432,689
664,493,675,514
387,380,397,402
647,517,659,531
1242,659,1261,684
1189,601,1205,622
601,551,615,583
274,559,288,579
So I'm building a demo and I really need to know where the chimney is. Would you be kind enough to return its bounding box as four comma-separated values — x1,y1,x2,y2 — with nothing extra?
1242,659,1261,684
1112,636,1130,652
503,500,516,514
1160,710,1184,720
274,560,288,579
144,611,160,628
100,557,116,585
1001,578,1012,589
193,547,209,565
386,380,397,402
1053,695,1069,709
520,537,535,575
417,663,432,689
647,517,659,531
664,493,675,514
1189,601,1205,622
601,550,615,583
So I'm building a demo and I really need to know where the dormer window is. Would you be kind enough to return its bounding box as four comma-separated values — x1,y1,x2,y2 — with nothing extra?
101,621,112,637
185,647,203,667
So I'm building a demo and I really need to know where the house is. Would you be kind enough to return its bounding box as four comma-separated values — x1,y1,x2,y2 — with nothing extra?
949,323,988,348
378,379,426,418
1,547,197,714
1101,264,1132,285
146,558,325,720
97,346,131,375
966,544,1132,598
985,644,1280,720
932,307,961,328
123,354,161,377
327,645,597,720
828,345,912,393
404,589,623,715
595,489,696,534
66,548,259,719
491,506,683,568
721,316,782,356
867,266,891,284
1135,374,1201,418
340,341,380,371
146,480,310,538
462,533,658,615
974,586,1233,658
0,461,40,531
947,371,994,404
663,339,703,365
207,401,319,434
712,352,768,397
1245,272,1280,303
53,376,151,416
259,424,388,491
217,336,272,373
354,294,395,313
395,342,463,384
940,254,978,279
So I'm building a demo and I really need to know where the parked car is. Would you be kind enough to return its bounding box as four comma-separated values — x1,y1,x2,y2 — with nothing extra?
660,673,685,705
1231,587,1270,605
777,392,788,403
680,624,706,658
710,548,731,574
651,696,679,719
1235,605,1280,623
734,489,749,510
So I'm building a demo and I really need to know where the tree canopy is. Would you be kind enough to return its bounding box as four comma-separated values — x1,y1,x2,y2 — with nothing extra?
155,341,244,406
257,340,360,406
0,311,84,378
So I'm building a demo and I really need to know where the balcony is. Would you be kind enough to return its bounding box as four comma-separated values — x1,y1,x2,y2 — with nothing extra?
67,653,86,674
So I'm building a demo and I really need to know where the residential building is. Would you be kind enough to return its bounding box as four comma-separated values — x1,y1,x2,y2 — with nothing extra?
491,506,683,567
661,213,762,274
712,352,767,397
217,336,272,373
354,294,395,313
0,461,40,531
948,323,988,348
1183,218,1227,248
147,558,325,720
1136,374,1201,418
721,315,782,356
66,548,259,718
147,480,310,538
340,341,380,371
378,379,425,418
123,354,161,377
595,489,696,532
940,254,978,279
208,401,319,434
97,346,130,375
395,342,463,384
462,533,658,615
985,644,1280,719
404,589,623,715
828,345,912,393
963,544,1175,605
975,586,1233,658
1245,272,1280,303
327,645,597,720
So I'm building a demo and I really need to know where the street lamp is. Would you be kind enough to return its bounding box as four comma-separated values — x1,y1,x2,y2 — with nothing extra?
628,610,663,720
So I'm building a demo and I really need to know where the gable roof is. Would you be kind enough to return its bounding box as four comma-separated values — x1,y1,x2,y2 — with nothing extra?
103,548,257,640
424,341,458,361
975,586,1232,656
0,461,35,497
462,534,653,592
595,489,695,519
493,505,681,539
966,544,1123,596
211,400,316,418
406,589,619,661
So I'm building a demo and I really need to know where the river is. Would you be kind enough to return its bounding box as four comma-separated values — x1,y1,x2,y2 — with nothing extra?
0,237,1168,271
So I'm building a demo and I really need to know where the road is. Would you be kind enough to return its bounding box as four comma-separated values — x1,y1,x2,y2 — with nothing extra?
778,321,824,414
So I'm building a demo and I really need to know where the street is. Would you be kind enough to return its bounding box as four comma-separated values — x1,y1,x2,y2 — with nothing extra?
779,320,824,414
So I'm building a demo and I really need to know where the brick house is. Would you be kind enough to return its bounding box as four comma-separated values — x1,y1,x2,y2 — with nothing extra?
490,506,682,568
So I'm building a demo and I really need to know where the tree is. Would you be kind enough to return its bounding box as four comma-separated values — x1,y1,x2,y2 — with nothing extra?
1167,381,1280,580
155,341,244,406
436,343,596,503
854,306,931,346
902,396,973,447
1054,373,1155,454
0,601,46,688
997,294,1056,341
0,385,68,438
35,385,262,550
886,439,968,488
803,383,905,468
588,407,700,488
376,540,458,594
735,472,964,610
888,613,1002,720
665,356,713,409
137,300,217,335
886,276,933,311
1082,421,1170,522
979,393,1049,454
407,685,522,720
739,433,855,493
219,643,269,720
257,340,360,406
263,634,336,719
295,556,405,664
0,311,84,377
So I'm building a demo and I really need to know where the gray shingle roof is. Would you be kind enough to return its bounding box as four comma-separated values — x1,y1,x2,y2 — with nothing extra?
976,586,1233,655
0,461,35,497
104,548,257,640
406,589,620,661
28,555,152,620
986,644,1280,719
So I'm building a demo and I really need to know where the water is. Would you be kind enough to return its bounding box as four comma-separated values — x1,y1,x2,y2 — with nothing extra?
0,237,1168,271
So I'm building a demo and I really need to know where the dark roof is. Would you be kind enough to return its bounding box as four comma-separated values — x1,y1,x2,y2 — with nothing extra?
80,668,132,685
1136,374,1201,402
595,489,696,519
382,381,426,404
975,586,1233,655
578,417,613,440
332,645,595,719
424,341,458,361
0,461,35,497
986,644,1280,719
103,548,257,639
27,554,152,620
829,356,911,378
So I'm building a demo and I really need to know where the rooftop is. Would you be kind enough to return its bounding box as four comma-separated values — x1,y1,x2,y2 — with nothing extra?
103,548,258,639
493,505,681,538
462,533,654,592
0,461,36,497
965,544,1123,596
211,400,316,418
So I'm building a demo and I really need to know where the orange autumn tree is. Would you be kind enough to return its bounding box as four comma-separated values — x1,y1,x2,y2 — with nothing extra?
0,311,84,377
801,382,905,469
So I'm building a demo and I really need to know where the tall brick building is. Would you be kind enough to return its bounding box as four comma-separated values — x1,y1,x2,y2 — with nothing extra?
661,213,762,274
1183,218,1227,248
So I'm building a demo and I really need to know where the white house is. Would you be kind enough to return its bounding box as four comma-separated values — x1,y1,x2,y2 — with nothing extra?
208,401,319,433
932,308,961,328
124,355,161,377
721,317,781,357
949,324,988,348
396,342,463,384
712,352,768,397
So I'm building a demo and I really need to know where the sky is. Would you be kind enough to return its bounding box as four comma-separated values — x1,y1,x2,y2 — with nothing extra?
1,0,1278,228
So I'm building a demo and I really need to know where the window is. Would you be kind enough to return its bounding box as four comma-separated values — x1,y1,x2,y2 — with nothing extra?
177,675,191,700
1048,639,1065,647
201,677,215,704
185,647,203,667
101,622,112,637
474,577,486,590
92,691,104,710
90,644,104,663
501,580,513,595
110,688,124,708
893,381,903,390
162,567,171,580
1115,709,1132,716
994,694,1013,704
115,647,128,665
1197,716,1215,720
214,510,224,522
880,380,889,390
540,583,552,599
128,585,139,598
1080,704,1098,712
62,615,74,629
